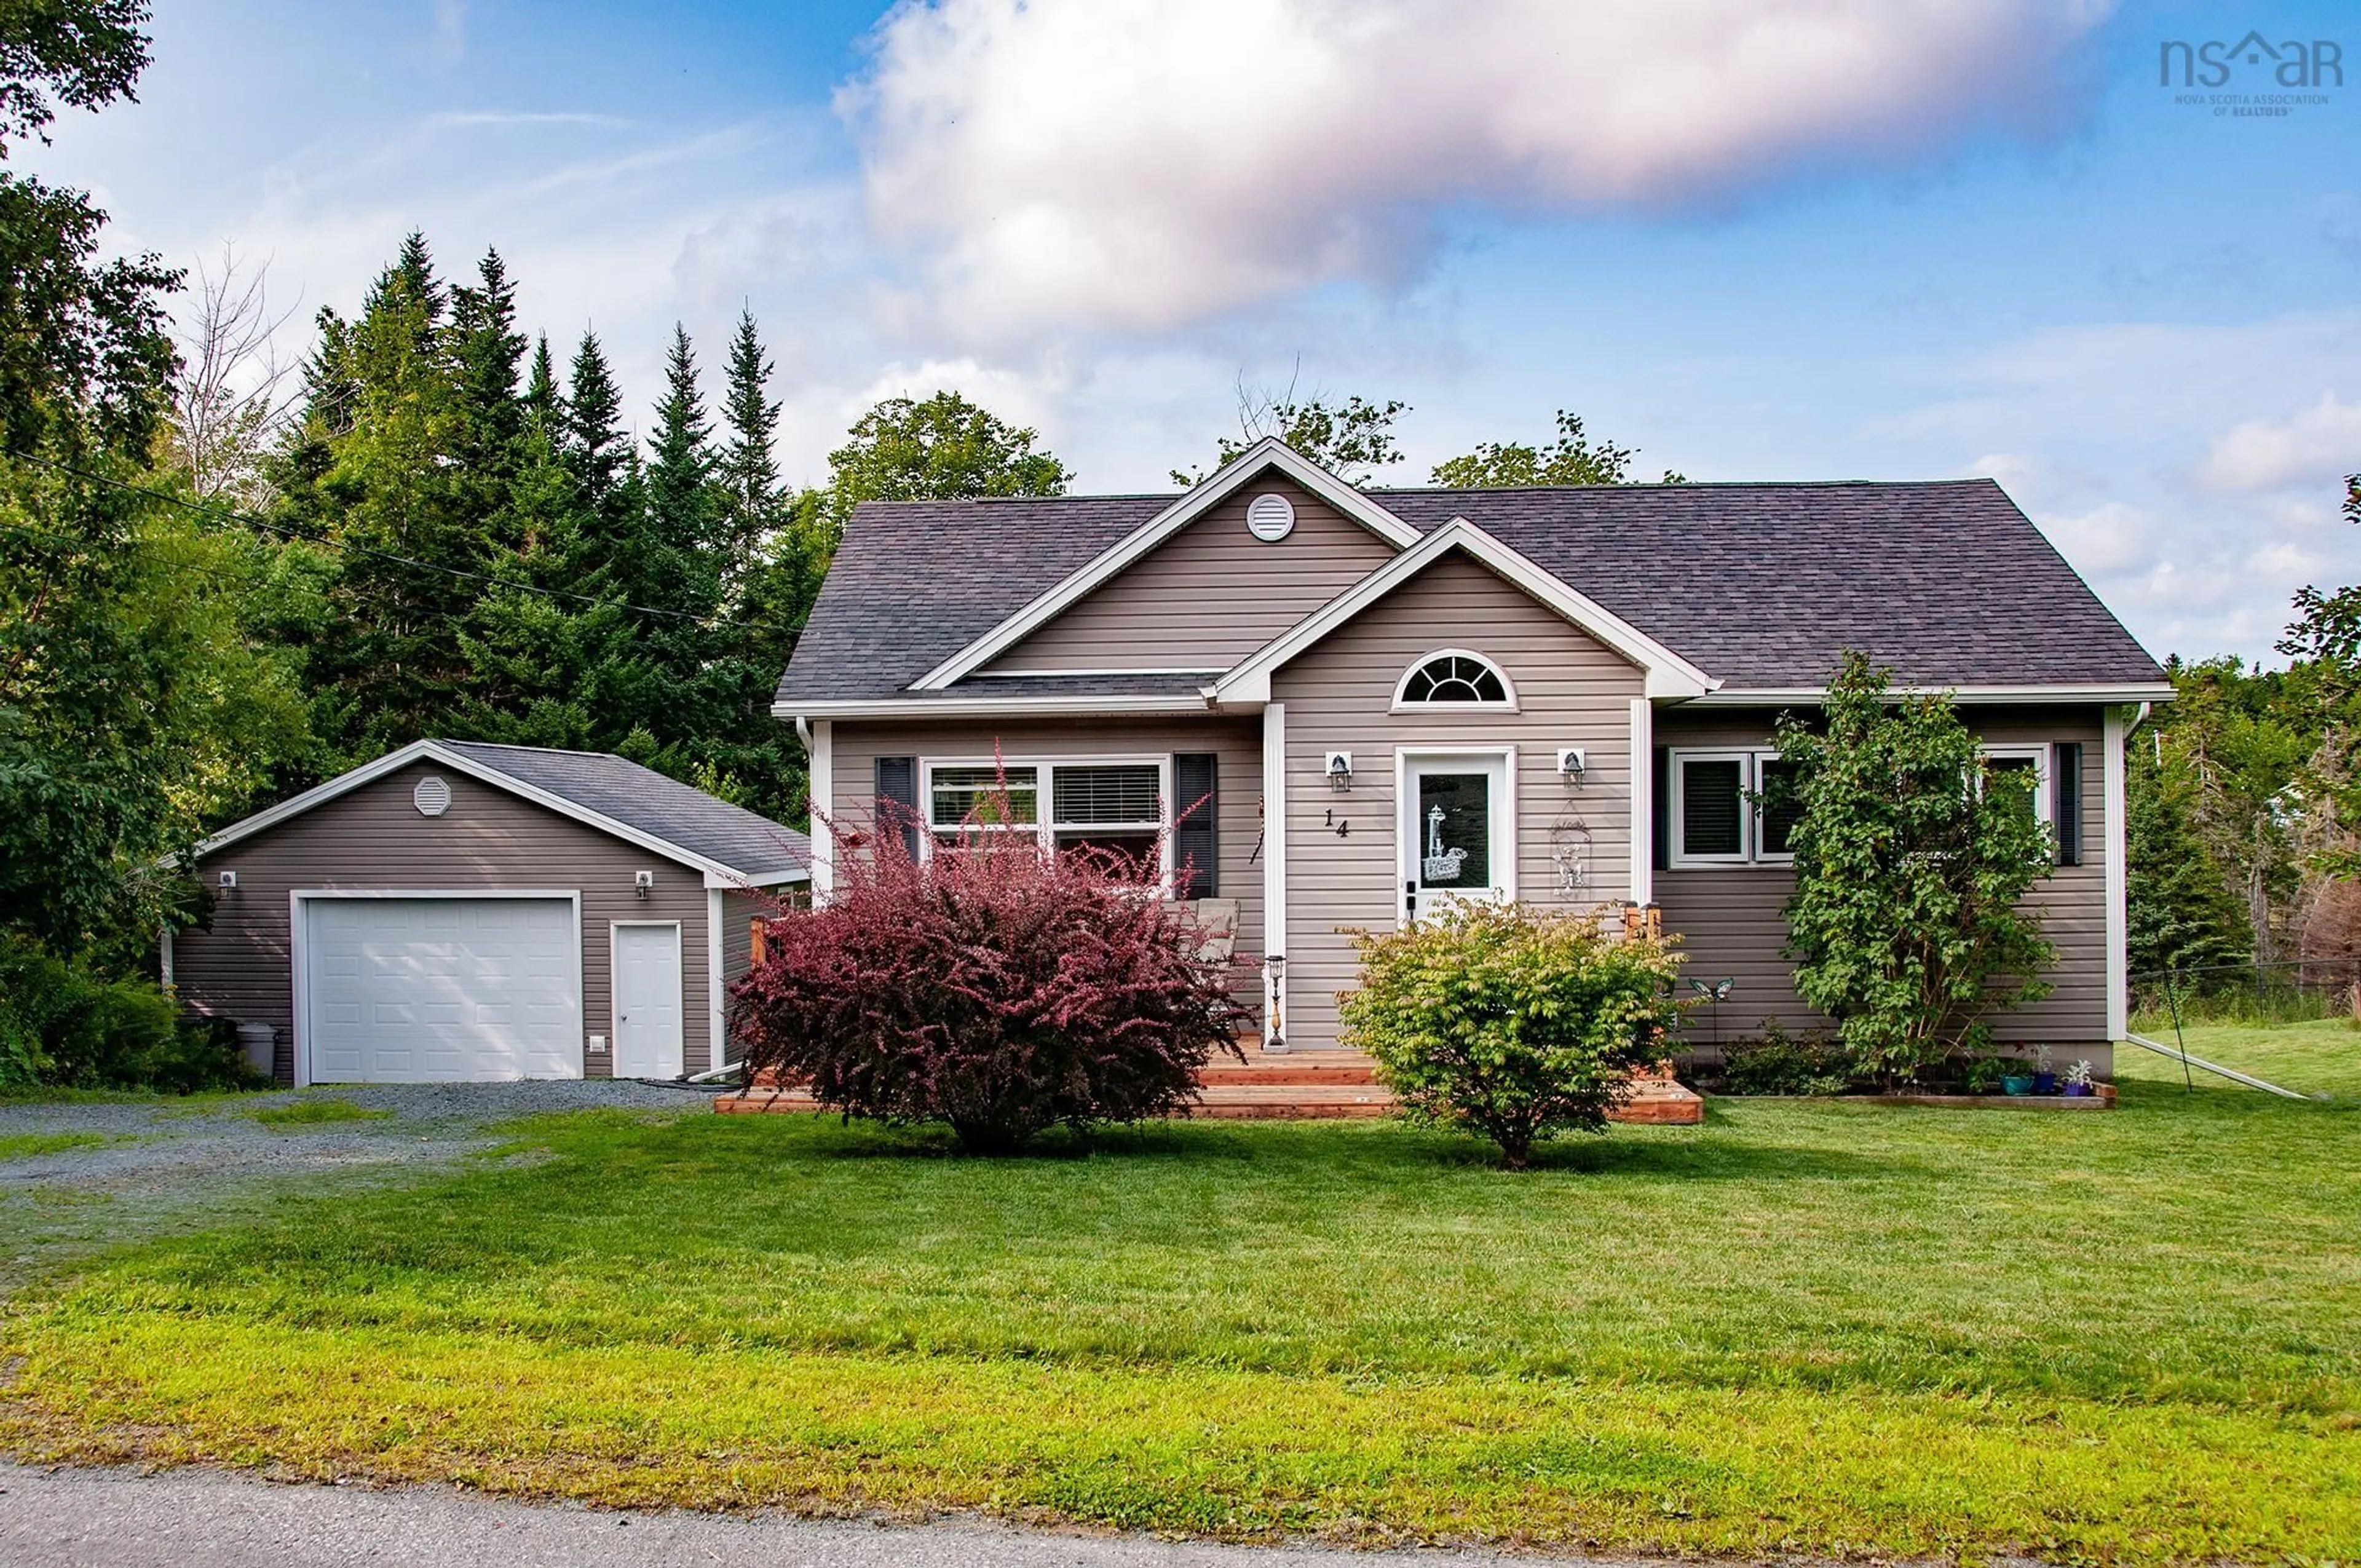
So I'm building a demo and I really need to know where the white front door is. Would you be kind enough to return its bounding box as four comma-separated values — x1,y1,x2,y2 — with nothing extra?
1401,753,1512,923
612,922,684,1079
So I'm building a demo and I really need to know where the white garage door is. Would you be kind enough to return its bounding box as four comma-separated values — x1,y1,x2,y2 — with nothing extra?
304,898,580,1082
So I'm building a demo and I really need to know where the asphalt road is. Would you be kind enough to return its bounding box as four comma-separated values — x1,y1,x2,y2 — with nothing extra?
0,1465,1557,1568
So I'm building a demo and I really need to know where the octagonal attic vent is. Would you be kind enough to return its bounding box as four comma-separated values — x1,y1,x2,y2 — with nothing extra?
413,776,453,817
1246,492,1295,542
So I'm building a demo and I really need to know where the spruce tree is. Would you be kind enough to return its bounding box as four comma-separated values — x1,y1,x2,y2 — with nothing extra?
635,324,724,702
277,234,489,762
2127,726,2254,981
564,329,632,525
448,248,526,492
718,306,782,587
523,331,563,429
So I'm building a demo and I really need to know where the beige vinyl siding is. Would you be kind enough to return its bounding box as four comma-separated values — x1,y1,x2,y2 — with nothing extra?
1653,705,2111,1048
173,761,716,1082
986,477,1399,674
828,716,1268,964
718,887,772,1069
1271,550,1646,1050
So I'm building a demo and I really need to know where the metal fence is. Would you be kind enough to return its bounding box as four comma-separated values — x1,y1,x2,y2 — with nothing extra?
2127,957,2355,1098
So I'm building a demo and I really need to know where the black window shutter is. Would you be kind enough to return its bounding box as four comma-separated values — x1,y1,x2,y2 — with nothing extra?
1173,752,1218,900
2054,742,2083,866
1651,746,1669,873
874,756,920,861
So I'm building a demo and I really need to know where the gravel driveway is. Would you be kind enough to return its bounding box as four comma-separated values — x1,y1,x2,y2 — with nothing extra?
0,1080,713,1293
0,1463,1563,1568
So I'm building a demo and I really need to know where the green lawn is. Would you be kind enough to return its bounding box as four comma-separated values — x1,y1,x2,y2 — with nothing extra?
0,1132,107,1162
4,1021,2357,1562
250,1096,392,1128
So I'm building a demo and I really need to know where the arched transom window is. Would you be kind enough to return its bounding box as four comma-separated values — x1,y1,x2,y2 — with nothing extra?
1394,649,1516,709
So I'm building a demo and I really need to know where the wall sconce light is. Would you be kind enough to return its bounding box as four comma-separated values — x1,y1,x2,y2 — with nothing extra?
216,869,238,892
633,870,654,900
1556,748,1586,780
1325,751,1353,789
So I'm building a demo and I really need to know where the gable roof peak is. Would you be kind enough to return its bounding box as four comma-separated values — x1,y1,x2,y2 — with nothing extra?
1210,515,1717,703
906,437,1419,691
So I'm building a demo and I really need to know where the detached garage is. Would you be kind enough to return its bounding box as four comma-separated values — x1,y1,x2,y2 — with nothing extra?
169,740,810,1085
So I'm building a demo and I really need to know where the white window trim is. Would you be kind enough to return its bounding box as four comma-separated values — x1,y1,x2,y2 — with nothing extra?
919,754,1176,884
1666,748,1800,869
1752,754,1801,866
1978,743,2054,826
1667,749,1757,868
1666,743,2057,871
1390,647,1520,713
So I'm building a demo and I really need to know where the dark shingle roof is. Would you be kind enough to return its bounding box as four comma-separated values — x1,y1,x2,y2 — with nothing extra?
439,742,810,879
775,478,2161,705
781,496,1165,702
1379,481,2162,689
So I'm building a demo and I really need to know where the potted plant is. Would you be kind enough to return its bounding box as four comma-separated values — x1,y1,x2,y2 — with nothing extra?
2063,1059,2095,1098
2030,1044,2058,1096
2000,1063,2036,1096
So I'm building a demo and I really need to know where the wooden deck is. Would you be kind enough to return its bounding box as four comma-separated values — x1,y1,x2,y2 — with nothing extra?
714,1040,1703,1125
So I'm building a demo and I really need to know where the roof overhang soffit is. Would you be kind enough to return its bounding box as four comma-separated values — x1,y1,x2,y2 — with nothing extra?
908,438,1423,692
1206,517,1719,704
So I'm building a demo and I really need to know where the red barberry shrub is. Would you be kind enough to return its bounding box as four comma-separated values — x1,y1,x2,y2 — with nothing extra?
731,802,1251,1154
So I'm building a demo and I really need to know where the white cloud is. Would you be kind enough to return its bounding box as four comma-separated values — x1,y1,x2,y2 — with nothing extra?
2035,499,2152,576
845,0,2112,342
2200,393,2361,493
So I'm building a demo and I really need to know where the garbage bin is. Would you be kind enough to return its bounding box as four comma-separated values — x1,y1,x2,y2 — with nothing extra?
234,1021,277,1079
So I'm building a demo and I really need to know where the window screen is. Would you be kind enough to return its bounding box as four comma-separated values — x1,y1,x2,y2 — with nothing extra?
929,765,1038,828
1051,764,1161,826
1680,758,1744,858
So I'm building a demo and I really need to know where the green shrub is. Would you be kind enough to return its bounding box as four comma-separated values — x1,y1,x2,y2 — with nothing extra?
1339,903,1685,1168
1718,1020,1853,1096
0,933,261,1093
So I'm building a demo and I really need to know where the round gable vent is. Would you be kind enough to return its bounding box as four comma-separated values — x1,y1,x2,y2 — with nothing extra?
413,776,453,817
1246,492,1295,542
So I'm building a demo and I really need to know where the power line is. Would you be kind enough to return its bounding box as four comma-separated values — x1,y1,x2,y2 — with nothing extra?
7,449,777,633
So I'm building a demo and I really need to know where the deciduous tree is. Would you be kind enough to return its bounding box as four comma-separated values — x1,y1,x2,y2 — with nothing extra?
1773,652,2055,1087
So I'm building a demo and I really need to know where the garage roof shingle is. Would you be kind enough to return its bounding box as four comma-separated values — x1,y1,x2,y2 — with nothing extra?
439,742,810,878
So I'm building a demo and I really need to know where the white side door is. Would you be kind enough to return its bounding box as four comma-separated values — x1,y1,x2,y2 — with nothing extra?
1400,753,1512,924
612,922,684,1079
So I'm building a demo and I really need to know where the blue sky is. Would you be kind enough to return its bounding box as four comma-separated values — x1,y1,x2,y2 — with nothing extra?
28,0,2361,663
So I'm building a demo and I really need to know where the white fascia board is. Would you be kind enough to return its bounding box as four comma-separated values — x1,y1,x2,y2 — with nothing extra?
1682,683,2178,708
702,865,810,890
969,666,1227,679
773,693,1221,721
191,739,750,884
907,439,1422,692
1209,518,1718,705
